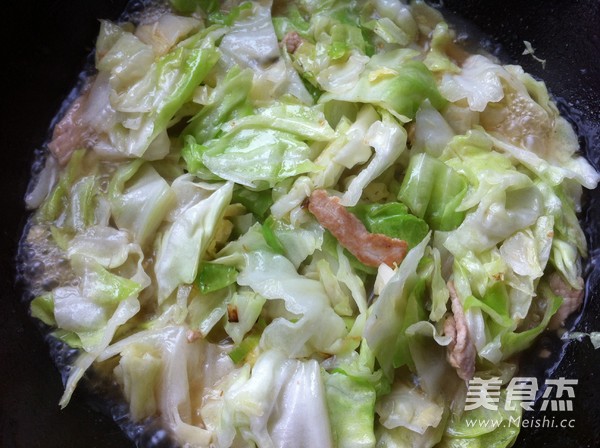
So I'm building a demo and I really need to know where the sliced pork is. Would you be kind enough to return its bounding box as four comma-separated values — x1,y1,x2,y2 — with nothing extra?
308,189,408,268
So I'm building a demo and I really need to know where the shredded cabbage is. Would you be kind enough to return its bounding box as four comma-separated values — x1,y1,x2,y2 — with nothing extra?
23,1,599,447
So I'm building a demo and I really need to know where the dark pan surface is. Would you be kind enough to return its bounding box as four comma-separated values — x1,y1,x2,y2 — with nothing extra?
1,1,598,447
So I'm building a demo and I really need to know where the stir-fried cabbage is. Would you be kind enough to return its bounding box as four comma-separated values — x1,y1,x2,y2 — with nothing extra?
23,0,599,447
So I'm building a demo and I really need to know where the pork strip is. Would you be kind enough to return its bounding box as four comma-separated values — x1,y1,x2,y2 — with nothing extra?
48,83,95,165
548,273,584,330
282,31,303,54
307,189,408,268
444,281,476,381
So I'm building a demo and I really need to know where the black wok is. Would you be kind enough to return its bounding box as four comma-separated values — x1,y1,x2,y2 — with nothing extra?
1,1,599,447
